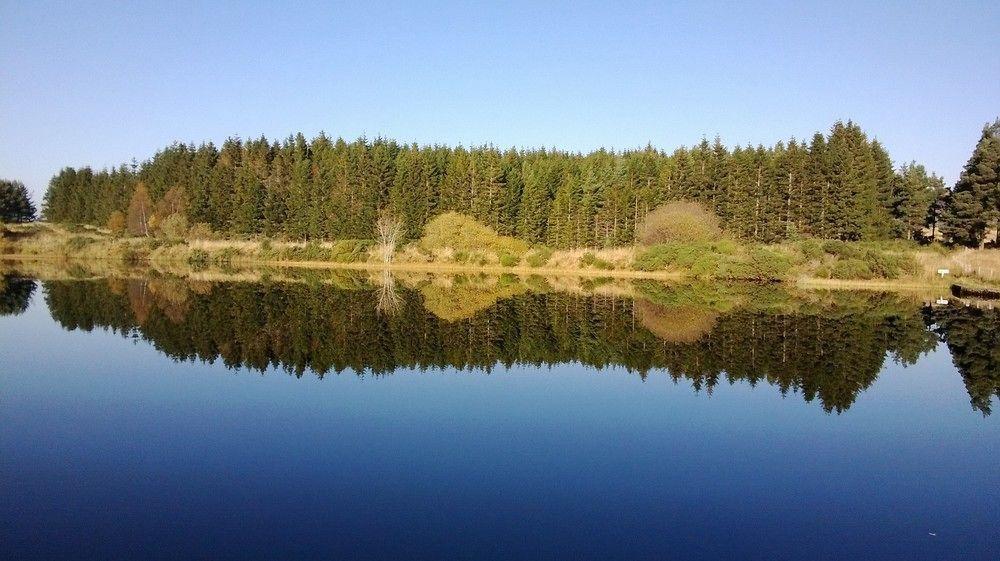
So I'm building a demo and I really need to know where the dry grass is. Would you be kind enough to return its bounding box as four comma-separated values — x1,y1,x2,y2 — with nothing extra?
913,248,1000,284
547,247,636,269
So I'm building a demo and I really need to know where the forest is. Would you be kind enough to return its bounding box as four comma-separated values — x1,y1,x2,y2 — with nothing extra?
42,120,981,248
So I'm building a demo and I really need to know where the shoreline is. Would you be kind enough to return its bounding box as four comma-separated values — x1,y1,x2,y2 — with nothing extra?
0,252,960,293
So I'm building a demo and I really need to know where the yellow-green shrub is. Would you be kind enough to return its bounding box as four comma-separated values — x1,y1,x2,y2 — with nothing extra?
420,212,529,255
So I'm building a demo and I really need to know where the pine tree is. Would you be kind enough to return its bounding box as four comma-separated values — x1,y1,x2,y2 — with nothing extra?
941,119,1000,247
0,180,36,223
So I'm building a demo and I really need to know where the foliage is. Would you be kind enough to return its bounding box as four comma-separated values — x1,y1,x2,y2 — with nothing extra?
814,246,919,280
157,213,189,240
634,242,792,281
0,180,36,223
420,212,530,255
941,119,1000,248
126,182,153,236
41,121,940,247
524,247,553,267
106,211,127,236
187,222,215,240
635,201,722,245
0,276,35,316
64,236,95,253
580,252,614,270
188,249,210,270
498,252,520,267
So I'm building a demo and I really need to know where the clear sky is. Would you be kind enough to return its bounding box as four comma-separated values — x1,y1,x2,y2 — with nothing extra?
2,0,998,202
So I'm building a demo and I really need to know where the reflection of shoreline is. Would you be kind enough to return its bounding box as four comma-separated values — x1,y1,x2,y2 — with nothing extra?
29,274,975,414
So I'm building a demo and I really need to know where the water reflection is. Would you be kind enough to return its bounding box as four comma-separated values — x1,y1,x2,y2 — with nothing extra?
0,275,35,316
0,268,983,416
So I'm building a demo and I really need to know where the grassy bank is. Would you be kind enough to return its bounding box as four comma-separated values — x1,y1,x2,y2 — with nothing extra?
3,221,999,291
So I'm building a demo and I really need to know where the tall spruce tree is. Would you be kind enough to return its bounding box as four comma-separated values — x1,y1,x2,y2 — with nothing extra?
941,119,1000,247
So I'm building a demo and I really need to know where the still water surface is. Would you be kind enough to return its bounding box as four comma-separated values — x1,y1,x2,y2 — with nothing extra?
1,273,998,560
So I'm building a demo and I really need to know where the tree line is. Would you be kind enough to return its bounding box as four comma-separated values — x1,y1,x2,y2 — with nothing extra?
42,121,963,247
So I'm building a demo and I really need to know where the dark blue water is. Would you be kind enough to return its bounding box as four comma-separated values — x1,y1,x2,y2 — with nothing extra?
1,278,998,560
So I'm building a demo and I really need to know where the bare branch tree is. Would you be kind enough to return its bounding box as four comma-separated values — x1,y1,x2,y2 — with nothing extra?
375,211,404,264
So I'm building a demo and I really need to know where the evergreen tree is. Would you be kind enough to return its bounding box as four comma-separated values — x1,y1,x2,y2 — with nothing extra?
941,119,1000,247
0,180,36,222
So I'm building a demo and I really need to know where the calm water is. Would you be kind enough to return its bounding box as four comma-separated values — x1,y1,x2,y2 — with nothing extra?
1,272,998,560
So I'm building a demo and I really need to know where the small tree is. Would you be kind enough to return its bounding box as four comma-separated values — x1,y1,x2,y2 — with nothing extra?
0,180,36,223
127,182,153,236
375,211,404,264
636,201,723,245
106,211,127,236
158,213,189,240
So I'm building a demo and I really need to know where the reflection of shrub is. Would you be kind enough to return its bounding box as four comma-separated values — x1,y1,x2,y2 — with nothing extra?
188,249,209,270
122,246,147,265
525,247,553,267
214,247,242,266
636,201,723,245
636,300,719,343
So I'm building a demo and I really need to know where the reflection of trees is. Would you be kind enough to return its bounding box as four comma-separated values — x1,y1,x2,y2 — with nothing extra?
41,278,945,413
0,275,35,316
925,305,1000,415
374,270,402,316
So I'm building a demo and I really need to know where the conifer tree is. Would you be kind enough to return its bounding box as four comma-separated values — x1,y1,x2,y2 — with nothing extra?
0,180,36,223
941,119,1000,247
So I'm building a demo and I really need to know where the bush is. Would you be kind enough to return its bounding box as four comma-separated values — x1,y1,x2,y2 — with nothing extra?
821,240,862,259
727,247,793,281
64,236,94,252
815,250,919,280
799,239,824,260
187,222,215,240
157,213,189,240
824,259,876,280
282,242,330,261
636,201,723,245
420,212,529,255
106,211,127,236
633,242,729,275
498,251,520,267
329,239,372,262
581,252,614,270
525,247,553,267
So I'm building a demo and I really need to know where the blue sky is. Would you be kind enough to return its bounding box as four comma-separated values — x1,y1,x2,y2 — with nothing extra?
2,0,998,201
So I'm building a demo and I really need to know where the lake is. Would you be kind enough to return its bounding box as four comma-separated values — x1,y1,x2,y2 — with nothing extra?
1,269,998,560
